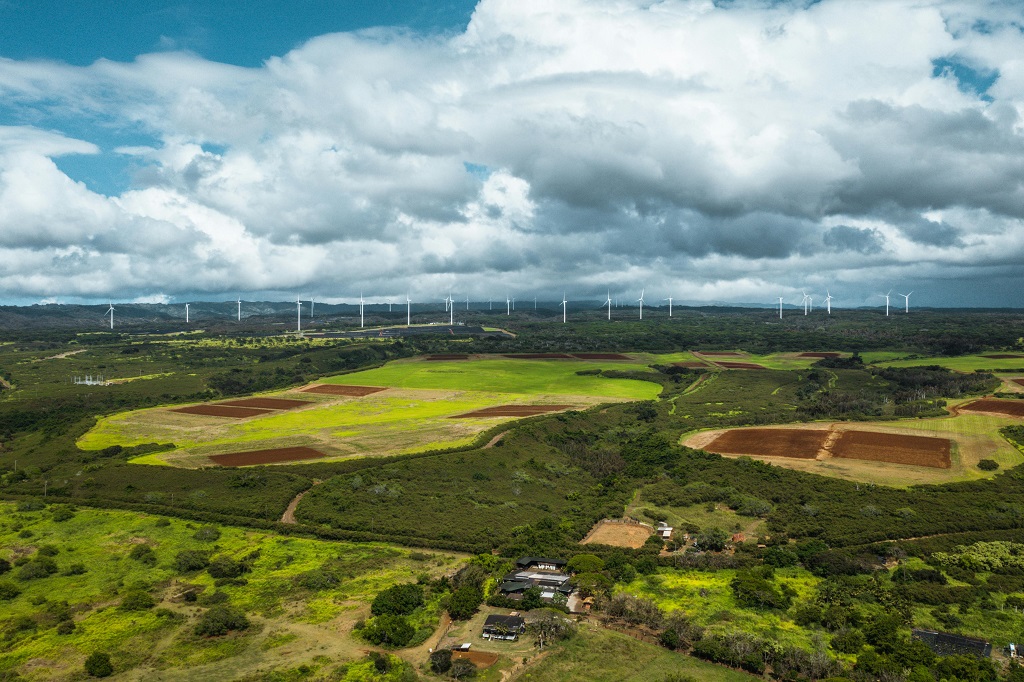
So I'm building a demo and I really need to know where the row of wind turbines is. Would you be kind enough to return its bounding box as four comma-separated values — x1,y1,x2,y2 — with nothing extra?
101,288,915,331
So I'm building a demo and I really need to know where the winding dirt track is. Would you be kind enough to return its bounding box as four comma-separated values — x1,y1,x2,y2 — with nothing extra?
281,481,321,524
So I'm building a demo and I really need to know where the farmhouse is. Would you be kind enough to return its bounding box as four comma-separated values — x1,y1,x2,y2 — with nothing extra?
499,557,574,602
482,614,526,641
656,521,673,539
516,557,567,571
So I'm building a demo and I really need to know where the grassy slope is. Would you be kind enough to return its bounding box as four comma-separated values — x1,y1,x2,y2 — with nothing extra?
873,354,1024,372
321,357,662,399
0,503,463,681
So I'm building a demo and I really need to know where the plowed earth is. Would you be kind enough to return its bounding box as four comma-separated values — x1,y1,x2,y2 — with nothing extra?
832,430,951,468
450,404,574,418
504,353,574,359
451,650,500,668
209,446,326,466
706,428,827,459
960,398,1024,417
219,398,311,410
171,405,272,418
301,384,386,396
715,362,766,369
572,353,632,360
581,520,654,548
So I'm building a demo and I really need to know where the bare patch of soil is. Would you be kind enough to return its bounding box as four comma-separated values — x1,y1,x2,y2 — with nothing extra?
209,446,326,466
581,520,653,548
705,428,828,459
715,361,766,369
171,405,273,418
220,398,311,410
452,650,500,668
503,353,574,359
301,384,386,396
960,398,1024,417
450,404,574,418
832,430,951,468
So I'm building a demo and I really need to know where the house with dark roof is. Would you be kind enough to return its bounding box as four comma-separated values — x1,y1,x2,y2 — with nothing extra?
482,614,526,641
515,557,567,571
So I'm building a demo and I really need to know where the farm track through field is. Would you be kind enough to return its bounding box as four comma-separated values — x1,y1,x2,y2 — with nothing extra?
281,480,321,524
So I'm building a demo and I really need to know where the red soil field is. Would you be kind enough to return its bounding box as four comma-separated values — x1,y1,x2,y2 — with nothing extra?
301,385,386,396
209,446,326,466
573,353,632,360
1014,379,1024,388
716,361,766,369
960,398,1024,417
451,650,499,668
504,353,574,359
450,404,574,418
673,361,708,368
832,431,951,468
799,352,840,358
171,405,273,418
706,428,827,459
699,351,743,356
219,398,311,410
427,354,469,360
982,354,1024,359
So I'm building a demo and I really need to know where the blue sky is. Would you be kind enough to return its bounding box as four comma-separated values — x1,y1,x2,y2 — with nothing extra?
0,1,1023,308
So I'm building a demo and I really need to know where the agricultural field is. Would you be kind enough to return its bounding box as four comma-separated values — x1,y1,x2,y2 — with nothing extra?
871,353,1024,373
79,356,663,467
0,502,465,681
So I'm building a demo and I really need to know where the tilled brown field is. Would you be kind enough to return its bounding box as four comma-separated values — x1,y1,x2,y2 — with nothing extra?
573,353,632,360
960,398,1024,417
1015,380,1024,388
503,353,574,359
219,398,311,410
799,352,840,358
832,430,951,468
209,446,326,466
451,650,499,668
301,384,386,396
172,405,273,418
715,361,766,369
705,428,828,458
450,404,574,418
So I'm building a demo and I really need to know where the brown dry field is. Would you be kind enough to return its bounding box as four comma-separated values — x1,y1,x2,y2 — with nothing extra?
209,446,326,466
705,428,828,459
799,352,841,358
171,405,272,418
219,398,312,410
832,430,951,468
673,361,708,368
451,650,500,668
573,353,632,360
715,361,766,369
426,354,469,360
581,520,653,549
960,398,1024,417
300,384,386,396
504,353,575,359
983,354,1024,359
450,404,574,418
698,351,743,356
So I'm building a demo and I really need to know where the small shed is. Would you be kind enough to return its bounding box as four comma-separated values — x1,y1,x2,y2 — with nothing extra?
656,522,673,539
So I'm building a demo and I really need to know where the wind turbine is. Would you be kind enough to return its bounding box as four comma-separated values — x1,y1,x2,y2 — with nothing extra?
638,289,645,320
466,296,469,311
185,303,190,324
447,294,454,326
512,297,516,311
406,295,411,326
237,297,241,322
824,290,833,315
899,291,912,313
296,296,301,334
801,291,809,315
606,291,612,321
506,295,511,316
778,297,784,319
534,296,537,310
881,289,891,316
359,293,365,328
106,303,114,330
664,297,673,317
560,293,568,323
389,299,393,312
309,297,315,319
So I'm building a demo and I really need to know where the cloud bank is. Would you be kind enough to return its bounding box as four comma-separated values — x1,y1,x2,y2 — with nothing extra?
1,0,1023,307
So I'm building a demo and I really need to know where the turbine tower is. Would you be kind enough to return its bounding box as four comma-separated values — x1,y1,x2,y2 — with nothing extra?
899,291,912,313
801,291,809,315
824,290,833,315
106,303,114,330
637,289,645,320
778,297,784,319
359,293,365,328
882,289,891,316
237,297,241,322
560,293,568,323
447,294,454,326
506,295,511,316
296,296,302,333
664,297,673,317
406,295,411,326
185,303,190,324
606,291,612,321
309,296,315,319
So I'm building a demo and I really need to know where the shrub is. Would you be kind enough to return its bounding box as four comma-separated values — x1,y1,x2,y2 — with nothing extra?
119,590,155,611
192,526,221,542
449,659,477,680
207,556,243,579
16,557,58,580
84,652,113,678
0,558,9,575
295,568,340,591
50,505,75,522
371,583,424,617
978,459,999,471
155,518,171,527
360,614,415,647
0,581,21,600
831,627,866,654
129,544,156,566
61,563,86,576
429,648,453,673
56,619,76,635
174,550,211,572
194,605,250,637
447,584,483,620
16,500,44,512
36,545,59,557
567,554,605,574
197,590,229,606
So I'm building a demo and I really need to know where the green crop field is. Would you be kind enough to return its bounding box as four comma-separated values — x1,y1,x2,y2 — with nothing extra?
0,502,464,681
871,353,1024,372
322,356,662,399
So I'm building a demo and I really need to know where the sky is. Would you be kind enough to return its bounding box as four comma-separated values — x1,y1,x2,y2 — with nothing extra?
1,0,1023,308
